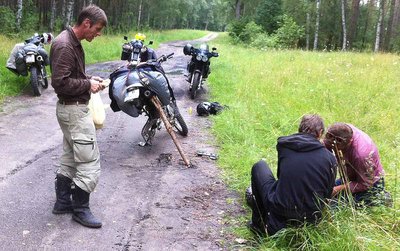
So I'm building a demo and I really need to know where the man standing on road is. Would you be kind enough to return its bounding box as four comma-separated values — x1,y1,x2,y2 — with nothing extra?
247,114,337,236
50,4,107,228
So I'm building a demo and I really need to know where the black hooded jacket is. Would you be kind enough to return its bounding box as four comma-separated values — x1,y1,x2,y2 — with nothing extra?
266,133,337,220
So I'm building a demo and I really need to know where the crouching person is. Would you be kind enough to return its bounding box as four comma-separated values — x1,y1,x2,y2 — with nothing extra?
248,114,337,236
324,123,391,207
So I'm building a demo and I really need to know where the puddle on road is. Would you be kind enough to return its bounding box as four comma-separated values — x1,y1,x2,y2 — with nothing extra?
166,68,184,75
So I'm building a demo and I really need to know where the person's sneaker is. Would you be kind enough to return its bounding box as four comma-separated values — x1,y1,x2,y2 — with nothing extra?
247,220,266,237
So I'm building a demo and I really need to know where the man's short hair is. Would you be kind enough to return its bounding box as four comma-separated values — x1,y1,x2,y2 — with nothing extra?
326,123,353,143
77,4,108,27
298,114,324,137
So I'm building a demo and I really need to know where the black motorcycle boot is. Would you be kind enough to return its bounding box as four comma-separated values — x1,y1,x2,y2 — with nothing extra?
245,186,256,210
248,187,266,236
52,174,73,214
248,210,266,236
72,185,102,228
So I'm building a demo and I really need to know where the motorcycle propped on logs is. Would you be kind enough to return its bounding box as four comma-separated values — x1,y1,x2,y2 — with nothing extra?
109,36,190,166
183,43,219,99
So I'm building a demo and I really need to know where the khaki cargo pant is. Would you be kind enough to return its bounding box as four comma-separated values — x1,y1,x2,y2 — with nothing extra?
56,102,100,193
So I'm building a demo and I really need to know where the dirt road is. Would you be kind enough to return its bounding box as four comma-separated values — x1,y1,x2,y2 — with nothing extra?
0,34,244,250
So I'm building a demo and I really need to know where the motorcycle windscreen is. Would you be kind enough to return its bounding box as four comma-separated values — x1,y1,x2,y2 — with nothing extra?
112,71,141,117
138,70,171,106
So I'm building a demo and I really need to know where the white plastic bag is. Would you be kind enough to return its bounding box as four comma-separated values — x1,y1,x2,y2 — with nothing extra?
88,92,106,129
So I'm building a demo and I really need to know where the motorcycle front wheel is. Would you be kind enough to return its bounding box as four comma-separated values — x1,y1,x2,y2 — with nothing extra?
30,66,42,96
190,71,201,99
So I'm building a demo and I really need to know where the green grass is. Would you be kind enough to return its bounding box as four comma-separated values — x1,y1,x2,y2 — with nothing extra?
208,33,400,250
0,29,209,103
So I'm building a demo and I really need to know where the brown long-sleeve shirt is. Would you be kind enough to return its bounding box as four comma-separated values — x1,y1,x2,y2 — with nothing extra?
50,27,91,102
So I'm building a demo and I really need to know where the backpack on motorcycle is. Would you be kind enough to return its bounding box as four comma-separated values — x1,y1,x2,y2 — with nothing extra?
6,43,26,76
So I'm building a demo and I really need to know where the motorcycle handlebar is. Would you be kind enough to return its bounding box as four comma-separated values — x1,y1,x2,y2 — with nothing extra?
158,52,174,62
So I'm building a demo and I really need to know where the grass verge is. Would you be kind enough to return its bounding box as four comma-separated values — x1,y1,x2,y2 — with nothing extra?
208,33,400,250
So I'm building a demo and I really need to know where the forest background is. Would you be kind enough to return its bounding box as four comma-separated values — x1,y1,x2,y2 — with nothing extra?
1,0,400,53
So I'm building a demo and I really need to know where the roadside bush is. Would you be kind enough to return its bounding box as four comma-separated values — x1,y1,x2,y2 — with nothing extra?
227,18,251,43
236,15,304,50
241,21,264,43
274,15,304,49
250,33,279,50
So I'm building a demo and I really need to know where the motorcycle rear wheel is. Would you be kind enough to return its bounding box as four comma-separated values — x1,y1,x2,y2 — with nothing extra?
169,102,188,136
30,66,42,96
190,71,201,99
41,67,49,89
174,112,188,136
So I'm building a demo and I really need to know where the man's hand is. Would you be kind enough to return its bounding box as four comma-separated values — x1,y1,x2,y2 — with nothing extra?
91,76,104,82
332,184,349,197
90,79,105,93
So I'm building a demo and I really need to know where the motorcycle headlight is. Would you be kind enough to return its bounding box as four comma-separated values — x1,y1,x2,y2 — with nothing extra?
202,55,208,62
196,55,202,61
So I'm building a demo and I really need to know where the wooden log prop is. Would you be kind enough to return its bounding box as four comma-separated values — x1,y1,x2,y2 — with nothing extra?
151,96,191,167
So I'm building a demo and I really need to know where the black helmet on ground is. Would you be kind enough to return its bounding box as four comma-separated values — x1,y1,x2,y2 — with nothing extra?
196,102,211,116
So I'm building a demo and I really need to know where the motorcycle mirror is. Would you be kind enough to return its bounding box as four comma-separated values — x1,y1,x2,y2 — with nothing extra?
124,36,128,41
212,47,217,51
149,40,153,45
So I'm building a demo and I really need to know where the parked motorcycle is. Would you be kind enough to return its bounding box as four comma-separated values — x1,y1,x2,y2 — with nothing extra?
183,43,219,99
109,52,188,147
6,33,53,96
120,33,157,63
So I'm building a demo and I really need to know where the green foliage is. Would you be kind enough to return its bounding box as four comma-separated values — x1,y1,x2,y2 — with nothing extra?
241,22,264,43
255,0,283,34
274,15,305,49
0,6,16,34
19,0,38,32
232,15,304,50
250,33,279,50
226,18,252,43
208,33,400,249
